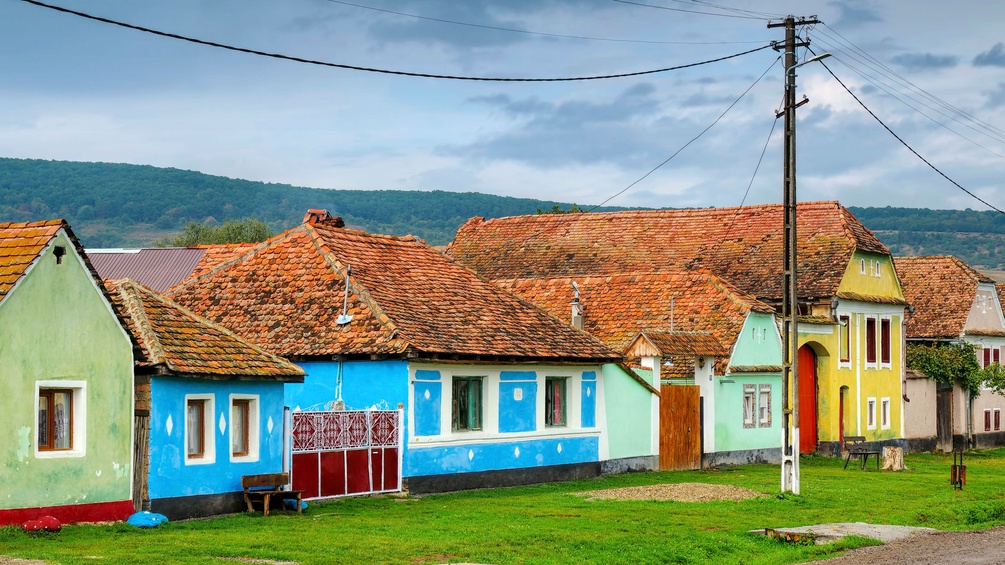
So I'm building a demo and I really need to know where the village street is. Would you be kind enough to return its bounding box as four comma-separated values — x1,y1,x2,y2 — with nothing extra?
822,525,1005,564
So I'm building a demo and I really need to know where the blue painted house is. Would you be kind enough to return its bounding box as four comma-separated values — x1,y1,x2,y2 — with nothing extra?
168,210,629,493
104,279,305,519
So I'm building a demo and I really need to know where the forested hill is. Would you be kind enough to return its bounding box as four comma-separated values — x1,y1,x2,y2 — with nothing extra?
0,158,600,248
2,158,1004,269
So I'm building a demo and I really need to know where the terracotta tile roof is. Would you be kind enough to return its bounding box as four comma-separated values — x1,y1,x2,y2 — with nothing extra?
0,219,69,303
167,212,619,363
448,201,889,301
496,269,772,354
895,255,993,339
105,279,304,381
630,330,728,357
187,243,260,279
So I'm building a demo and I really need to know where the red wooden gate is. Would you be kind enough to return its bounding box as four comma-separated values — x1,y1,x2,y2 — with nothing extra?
291,410,402,499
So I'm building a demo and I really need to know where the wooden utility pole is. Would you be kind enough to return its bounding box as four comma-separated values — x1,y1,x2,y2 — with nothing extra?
768,15,820,495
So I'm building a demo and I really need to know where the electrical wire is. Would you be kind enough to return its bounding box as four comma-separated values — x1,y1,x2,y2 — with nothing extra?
811,32,1005,147
809,37,1005,162
588,56,780,211
708,96,782,257
610,0,767,20
818,23,1005,142
325,0,766,45
677,0,785,20
19,0,773,82
814,53,1005,215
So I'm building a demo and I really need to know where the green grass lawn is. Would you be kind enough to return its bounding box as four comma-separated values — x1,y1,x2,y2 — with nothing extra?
4,450,1005,565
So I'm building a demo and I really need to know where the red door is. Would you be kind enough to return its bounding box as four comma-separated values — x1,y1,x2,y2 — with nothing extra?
798,346,818,454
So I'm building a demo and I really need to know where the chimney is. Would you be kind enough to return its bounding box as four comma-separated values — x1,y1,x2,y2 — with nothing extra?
303,209,345,228
570,281,584,330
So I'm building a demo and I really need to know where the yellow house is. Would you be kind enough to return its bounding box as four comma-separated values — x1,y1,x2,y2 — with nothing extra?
448,200,909,456
799,249,907,455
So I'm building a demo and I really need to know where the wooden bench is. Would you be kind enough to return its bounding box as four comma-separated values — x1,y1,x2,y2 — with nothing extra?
242,472,305,516
843,436,880,470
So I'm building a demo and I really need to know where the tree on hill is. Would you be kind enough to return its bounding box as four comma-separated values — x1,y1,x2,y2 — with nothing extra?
156,218,272,247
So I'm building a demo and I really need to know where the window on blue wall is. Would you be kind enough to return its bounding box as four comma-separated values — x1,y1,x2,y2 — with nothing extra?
545,378,567,427
230,395,260,462
185,394,215,465
452,377,482,431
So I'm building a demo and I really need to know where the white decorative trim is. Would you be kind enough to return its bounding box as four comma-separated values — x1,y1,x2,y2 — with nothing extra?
184,393,215,466
229,394,260,463
34,380,87,459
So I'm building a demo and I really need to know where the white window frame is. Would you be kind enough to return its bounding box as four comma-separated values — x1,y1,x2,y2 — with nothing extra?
35,380,87,459
880,397,891,430
185,393,216,466
742,385,756,429
229,394,260,463
867,397,877,430
758,384,772,428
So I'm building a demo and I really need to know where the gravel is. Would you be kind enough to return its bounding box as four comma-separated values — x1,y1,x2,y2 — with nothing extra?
575,482,768,502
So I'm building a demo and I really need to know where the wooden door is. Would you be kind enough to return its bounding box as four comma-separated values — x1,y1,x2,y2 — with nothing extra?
659,385,701,470
797,346,818,454
936,385,953,452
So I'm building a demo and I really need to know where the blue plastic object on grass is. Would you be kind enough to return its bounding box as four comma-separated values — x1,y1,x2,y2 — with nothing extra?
126,511,169,528
284,499,308,511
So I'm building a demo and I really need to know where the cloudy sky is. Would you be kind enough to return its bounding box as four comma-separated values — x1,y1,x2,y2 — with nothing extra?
3,0,1005,211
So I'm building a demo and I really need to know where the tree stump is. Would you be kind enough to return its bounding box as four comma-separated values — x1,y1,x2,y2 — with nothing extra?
881,446,905,471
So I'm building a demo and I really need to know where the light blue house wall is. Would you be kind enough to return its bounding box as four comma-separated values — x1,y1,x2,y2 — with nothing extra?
148,377,287,500
284,360,611,482
406,363,601,478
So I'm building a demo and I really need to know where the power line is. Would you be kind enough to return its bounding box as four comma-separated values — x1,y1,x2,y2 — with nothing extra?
325,0,765,45
588,56,780,211
677,0,785,20
810,36,1005,161
610,0,767,20
818,23,1005,142
19,0,773,82
814,54,1005,215
709,97,782,258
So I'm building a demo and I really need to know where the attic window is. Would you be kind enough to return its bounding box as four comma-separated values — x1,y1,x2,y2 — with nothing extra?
53,246,66,265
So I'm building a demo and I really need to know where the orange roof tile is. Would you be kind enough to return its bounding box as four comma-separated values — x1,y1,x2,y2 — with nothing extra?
0,219,68,303
167,212,619,363
448,201,889,301
629,330,728,357
895,255,994,339
496,270,773,354
105,279,305,380
186,243,260,280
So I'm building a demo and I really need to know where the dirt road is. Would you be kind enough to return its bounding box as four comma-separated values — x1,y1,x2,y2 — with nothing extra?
822,525,1005,564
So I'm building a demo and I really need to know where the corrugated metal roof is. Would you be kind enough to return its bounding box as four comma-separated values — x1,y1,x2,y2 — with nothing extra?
87,248,206,292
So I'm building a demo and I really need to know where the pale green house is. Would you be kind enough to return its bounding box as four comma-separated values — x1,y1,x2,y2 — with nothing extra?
0,220,135,525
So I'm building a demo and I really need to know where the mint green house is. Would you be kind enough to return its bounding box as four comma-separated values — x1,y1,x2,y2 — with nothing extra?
0,220,135,526
626,311,784,466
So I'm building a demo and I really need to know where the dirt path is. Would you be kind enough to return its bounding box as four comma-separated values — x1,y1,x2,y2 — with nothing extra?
821,525,1005,564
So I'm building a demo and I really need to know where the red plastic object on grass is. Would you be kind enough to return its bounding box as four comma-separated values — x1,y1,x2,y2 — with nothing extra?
39,515,61,532
22,520,43,532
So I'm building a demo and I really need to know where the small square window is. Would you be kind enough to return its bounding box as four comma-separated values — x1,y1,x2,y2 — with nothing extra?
867,398,877,430
985,409,992,432
452,377,483,431
996,409,1002,432
38,389,73,451
881,397,890,430
545,378,567,427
